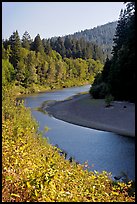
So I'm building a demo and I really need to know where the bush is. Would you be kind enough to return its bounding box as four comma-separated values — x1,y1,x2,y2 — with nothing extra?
105,94,114,107
89,82,109,99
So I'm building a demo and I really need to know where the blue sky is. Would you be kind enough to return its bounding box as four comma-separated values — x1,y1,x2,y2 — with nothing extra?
2,2,126,40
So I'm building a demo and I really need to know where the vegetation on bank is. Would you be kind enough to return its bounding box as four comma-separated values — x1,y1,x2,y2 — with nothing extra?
2,85,135,202
2,17,105,95
90,2,135,102
2,27,104,93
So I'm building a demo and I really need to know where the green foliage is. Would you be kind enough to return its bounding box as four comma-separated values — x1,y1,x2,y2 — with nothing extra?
25,51,38,86
2,29,106,93
61,21,118,60
89,57,111,99
22,31,32,50
2,43,12,60
90,3,135,102
3,32,104,92
42,39,52,55
2,59,15,85
16,60,26,83
2,86,135,202
9,30,22,69
50,36,105,63
109,2,135,101
90,82,109,99
32,34,45,54
105,94,114,107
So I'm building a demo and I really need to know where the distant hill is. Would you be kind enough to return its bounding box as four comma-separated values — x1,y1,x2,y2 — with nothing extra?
67,21,118,59
49,21,118,60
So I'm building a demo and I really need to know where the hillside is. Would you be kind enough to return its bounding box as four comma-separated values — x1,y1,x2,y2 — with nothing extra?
67,21,118,59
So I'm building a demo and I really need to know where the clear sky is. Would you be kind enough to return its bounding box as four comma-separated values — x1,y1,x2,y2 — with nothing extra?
2,2,126,40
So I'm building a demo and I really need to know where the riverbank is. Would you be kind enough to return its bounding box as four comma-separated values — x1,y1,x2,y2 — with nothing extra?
45,93,135,137
3,90,135,202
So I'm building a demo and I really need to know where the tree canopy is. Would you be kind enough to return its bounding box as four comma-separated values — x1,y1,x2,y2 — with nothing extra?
2,30,104,92
90,2,135,102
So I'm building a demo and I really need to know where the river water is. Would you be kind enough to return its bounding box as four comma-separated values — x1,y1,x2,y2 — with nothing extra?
19,85,135,181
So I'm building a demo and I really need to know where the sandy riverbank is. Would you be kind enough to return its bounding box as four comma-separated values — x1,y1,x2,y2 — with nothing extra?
44,93,135,137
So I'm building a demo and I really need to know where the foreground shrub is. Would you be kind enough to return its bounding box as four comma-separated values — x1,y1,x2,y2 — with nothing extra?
89,82,109,99
105,94,114,107
2,86,135,202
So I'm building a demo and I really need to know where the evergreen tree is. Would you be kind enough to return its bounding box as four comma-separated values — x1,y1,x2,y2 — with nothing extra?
25,51,37,86
55,60,66,82
3,39,10,51
42,39,52,55
109,2,135,101
55,37,66,57
40,61,49,84
16,60,26,83
75,41,82,58
9,30,22,69
90,2,135,102
32,34,45,54
101,57,111,83
47,60,56,83
15,47,29,85
111,9,127,56
22,31,32,50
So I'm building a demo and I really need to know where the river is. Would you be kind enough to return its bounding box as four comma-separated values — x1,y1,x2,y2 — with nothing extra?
19,85,135,181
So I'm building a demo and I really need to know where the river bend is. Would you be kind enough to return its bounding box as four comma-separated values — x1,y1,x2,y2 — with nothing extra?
19,85,135,181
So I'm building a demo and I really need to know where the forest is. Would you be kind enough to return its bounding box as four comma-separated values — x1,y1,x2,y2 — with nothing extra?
48,36,105,63
90,2,135,102
2,30,104,94
2,2,135,202
59,21,118,59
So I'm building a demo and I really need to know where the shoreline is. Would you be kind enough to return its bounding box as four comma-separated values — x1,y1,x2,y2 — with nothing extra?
44,93,135,137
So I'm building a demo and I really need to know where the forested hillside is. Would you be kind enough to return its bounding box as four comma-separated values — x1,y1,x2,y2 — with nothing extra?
70,21,117,59
50,21,117,60
2,31,104,94
49,36,105,63
90,2,135,102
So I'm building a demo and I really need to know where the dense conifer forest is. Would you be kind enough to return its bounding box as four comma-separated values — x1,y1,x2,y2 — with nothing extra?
53,21,118,60
90,2,135,102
